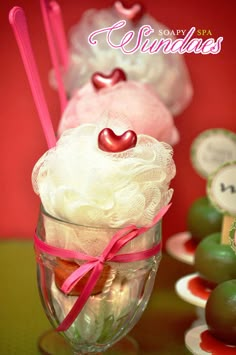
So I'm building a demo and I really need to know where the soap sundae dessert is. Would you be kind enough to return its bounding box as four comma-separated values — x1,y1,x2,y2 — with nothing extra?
49,1,193,115
9,3,176,351
33,119,175,349
57,68,179,145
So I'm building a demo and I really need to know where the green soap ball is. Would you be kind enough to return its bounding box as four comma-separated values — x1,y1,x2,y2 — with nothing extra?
205,280,236,345
194,233,236,284
187,196,223,243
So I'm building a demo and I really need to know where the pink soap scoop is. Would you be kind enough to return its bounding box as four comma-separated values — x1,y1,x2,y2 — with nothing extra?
58,71,179,146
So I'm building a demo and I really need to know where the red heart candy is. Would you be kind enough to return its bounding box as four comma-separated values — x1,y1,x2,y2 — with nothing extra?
114,1,144,23
98,128,137,152
92,68,127,90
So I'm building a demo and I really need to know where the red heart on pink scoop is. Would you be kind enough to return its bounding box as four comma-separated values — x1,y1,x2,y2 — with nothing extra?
92,68,126,90
114,1,144,23
98,128,137,152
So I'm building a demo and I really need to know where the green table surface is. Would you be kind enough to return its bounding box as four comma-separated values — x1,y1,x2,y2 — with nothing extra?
0,240,195,354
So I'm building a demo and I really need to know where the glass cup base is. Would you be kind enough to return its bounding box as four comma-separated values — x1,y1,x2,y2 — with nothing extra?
38,329,139,355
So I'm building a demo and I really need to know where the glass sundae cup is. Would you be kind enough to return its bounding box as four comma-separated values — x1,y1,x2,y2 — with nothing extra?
35,205,162,354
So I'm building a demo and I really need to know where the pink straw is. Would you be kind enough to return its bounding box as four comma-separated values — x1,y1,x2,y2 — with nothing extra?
9,7,57,149
40,0,67,113
49,1,69,69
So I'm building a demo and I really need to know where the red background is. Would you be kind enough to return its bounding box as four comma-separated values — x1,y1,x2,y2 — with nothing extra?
1,0,235,244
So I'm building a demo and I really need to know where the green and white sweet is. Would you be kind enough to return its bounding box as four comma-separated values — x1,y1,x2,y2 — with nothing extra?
187,196,222,244
194,233,236,284
195,162,236,284
205,279,236,345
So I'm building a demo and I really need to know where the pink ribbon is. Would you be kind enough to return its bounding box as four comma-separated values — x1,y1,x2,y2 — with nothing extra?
34,204,171,331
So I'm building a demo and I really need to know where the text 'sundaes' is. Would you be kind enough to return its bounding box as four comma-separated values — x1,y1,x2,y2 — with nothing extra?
88,20,223,55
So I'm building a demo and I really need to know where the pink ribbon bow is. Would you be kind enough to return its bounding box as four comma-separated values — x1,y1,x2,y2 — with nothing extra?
34,204,170,331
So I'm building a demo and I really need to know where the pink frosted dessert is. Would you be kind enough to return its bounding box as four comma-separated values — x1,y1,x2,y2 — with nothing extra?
58,71,179,146
53,1,193,116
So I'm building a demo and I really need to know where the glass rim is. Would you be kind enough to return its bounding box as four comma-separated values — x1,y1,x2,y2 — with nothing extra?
40,204,120,231
39,204,161,232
